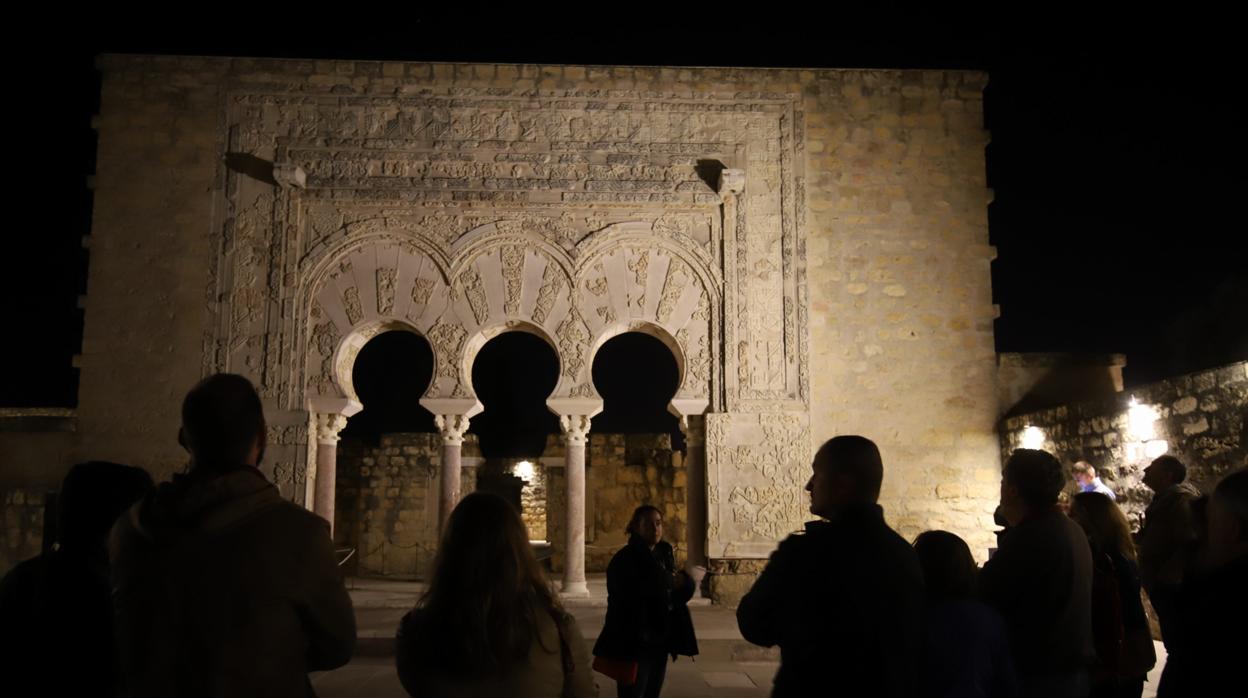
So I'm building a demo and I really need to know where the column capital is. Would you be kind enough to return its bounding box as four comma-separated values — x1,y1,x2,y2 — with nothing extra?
314,412,350,446
678,414,706,445
559,414,593,445
434,413,472,445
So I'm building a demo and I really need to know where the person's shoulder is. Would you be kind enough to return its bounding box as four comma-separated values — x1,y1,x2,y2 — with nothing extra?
247,498,333,543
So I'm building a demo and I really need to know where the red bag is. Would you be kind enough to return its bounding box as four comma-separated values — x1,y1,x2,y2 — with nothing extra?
592,656,639,685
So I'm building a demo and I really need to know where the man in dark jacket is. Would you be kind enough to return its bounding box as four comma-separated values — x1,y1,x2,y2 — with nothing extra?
1158,468,1248,697
736,435,924,698
110,374,356,698
1136,454,1201,650
980,449,1094,698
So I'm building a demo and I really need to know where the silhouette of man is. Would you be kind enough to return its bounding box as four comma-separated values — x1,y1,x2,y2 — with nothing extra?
110,374,355,697
736,436,924,697
0,461,152,697
981,449,1093,698
1137,454,1200,650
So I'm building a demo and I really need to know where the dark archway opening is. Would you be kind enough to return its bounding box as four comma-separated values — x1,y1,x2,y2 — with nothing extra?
340,330,437,443
469,331,561,459
591,332,683,451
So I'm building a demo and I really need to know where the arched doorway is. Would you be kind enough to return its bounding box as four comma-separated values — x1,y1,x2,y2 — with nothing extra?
335,329,438,579
469,331,560,544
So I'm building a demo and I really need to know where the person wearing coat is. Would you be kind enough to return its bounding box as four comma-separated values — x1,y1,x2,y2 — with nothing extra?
395,492,596,698
110,374,356,698
593,505,697,698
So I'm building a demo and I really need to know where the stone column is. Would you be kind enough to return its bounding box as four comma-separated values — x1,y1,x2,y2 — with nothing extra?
434,414,472,534
313,412,350,535
680,415,708,598
559,414,593,596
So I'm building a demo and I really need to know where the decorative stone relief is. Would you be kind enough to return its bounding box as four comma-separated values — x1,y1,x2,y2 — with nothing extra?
426,319,467,380
206,82,813,562
377,268,397,315
343,287,364,326
679,328,711,395
656,259,690,325
501,245,525,315
458,267,489,326
434,414,472,445
706,412,812,557
627,251,649,312
308,320,340,395
569,383,594,398
557,310,590,379
410,277,435,307
560,414,593,445
315,412,350,445
532,262,564,325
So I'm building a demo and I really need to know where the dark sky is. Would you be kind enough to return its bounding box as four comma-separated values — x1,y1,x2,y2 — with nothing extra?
4,12,1244,415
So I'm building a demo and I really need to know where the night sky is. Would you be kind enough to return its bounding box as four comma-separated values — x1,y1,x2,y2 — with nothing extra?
4,14,1243,453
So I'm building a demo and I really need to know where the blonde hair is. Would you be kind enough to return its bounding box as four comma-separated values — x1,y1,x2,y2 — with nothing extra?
1070,491,1137,561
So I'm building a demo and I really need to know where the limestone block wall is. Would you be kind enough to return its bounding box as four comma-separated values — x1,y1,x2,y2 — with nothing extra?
335,433,480,578
2,56,1001,598
519,461,548,541
1001,361,1247,529
546,433,688,572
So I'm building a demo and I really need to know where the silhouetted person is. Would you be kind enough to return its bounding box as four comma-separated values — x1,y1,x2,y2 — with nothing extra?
396,492,596,697
110,373,355,697
1072,461,1116,500
736,435,924,697
1136,454,1200,650
0,461,152,698
1157,468,1248,697
1069,492,1154,698
913,530,1018,698
980,449,1094,698
594,505,698,698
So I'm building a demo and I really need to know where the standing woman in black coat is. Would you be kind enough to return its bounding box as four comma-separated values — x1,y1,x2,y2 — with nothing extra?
593,505,698,698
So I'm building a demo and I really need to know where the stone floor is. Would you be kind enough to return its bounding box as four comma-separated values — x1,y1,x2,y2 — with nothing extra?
314,576,1168,698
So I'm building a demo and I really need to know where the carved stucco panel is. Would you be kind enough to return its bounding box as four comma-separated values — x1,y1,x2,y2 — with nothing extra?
707,411,812,558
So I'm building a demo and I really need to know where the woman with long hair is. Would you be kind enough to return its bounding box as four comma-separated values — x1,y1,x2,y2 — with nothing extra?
912,530,1018,698
395,492,595,697
593,505,697,698
1068,492,1155,698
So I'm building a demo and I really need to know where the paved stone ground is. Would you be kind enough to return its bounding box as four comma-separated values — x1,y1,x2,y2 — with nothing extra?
313,577,1167,698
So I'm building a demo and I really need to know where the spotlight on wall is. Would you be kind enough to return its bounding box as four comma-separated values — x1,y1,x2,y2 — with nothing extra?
1144,440,1170,459
514,460,536,483
1021,425,1046,450
1128,396,1159,441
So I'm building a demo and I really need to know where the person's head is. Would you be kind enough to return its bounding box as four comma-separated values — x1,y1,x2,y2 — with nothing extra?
806,436,883,518
999,449,1064,525
913,530,978,602
1143,455,1186,493
417,492,559,673
179,373,266,471
1207,468,1248,566
626,505,664,547
1072,461,1097,488
57,461,153,553
1069,491,1137,561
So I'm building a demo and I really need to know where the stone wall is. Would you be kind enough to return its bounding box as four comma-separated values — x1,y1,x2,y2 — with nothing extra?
1001,361,1247,528
0,488,50,575
335,433,480,578
546,433,688,572
2,56,999,596
518,460,547,541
